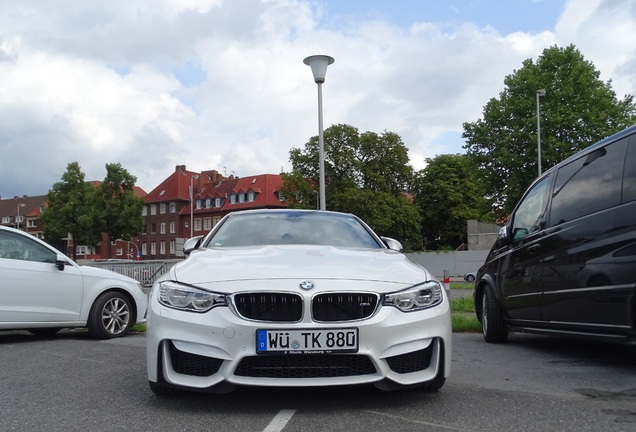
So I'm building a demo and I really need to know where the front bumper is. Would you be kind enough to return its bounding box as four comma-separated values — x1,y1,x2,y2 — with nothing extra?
146,287,452,392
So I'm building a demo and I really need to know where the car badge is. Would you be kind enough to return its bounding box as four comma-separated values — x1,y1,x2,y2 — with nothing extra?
300,280,315,290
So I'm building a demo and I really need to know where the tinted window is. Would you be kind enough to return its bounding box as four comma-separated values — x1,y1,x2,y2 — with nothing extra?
511,175,551,242
622,134,636,203
549,139,626,226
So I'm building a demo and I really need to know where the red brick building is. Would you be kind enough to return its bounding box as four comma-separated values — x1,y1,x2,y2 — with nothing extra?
140,165,287,259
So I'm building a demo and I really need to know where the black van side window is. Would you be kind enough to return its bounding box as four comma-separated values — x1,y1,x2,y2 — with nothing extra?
622,135,636,203
511,176,551,242
549,138,626,226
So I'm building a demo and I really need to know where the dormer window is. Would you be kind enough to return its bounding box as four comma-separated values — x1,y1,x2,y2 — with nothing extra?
248,191,255,202
215,197,221,207
196,199,202,209
230,194,236,204
239,193,245,203
206,198,212,208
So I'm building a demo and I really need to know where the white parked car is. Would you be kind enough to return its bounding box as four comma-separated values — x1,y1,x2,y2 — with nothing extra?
0,225,147,338
146,209,451,394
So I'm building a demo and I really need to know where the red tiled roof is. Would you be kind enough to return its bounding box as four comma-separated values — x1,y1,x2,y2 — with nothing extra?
145,166,201,203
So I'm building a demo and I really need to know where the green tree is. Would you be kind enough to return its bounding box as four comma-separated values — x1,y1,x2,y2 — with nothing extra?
463,44,636,217
330,189,423,251
40,162,101,259
96,163,145,257
283,124,421,249
412,154,489,250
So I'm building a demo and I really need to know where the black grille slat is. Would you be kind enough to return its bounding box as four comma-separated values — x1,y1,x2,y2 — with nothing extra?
313,293,378,322
234,293,302,322
169,342,223,377
386,346,433,374
234,354,376,378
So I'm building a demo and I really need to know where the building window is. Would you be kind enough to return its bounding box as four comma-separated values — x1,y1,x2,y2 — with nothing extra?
150,204,157,215
160,241,166,255
194,218,202,231
142,243,147,255
278,191,285,202
231,194,236,204
215,197,221,207
213,216,222,226
169,221,176,234
160,223,166,234
160,203,166,214
27,220,36,228
142,224,147,235
184,220,189,228
169,202,176,213
206,198,211,208
239,193,245,203
76,245,88,255
196,199,202,209
150,241,156,255
142,206,147,216
1,217,9,224
248,191,255,202
116,247,123,256
170,240,176,254
204,217,211,230
151,223,156,234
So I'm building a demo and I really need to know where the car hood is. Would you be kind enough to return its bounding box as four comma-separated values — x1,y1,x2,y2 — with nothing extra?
171,245,432,288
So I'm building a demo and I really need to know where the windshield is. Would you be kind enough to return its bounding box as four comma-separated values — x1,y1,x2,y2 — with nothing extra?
204,211,382,249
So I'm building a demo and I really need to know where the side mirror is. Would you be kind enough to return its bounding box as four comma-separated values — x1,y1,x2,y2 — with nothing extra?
497,225,511,246
381,236,403,252
55,253,67,271
183,235,204,256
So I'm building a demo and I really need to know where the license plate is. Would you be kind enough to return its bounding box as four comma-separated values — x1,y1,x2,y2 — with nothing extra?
256,328,358,354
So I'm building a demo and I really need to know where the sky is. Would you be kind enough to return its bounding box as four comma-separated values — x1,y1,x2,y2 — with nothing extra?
1,0,636,198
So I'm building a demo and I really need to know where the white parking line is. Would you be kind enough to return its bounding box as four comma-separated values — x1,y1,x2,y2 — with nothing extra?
262,409,296,432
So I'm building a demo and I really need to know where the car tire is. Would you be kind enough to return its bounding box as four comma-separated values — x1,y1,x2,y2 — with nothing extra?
481,288,508,343
87,291,133,339
465,274,476,283
413,342,446,392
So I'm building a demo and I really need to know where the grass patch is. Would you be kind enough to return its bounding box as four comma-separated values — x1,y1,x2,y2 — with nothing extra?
452,313,483,332
450,295,482,333
450,282,474,290
130,324,147,333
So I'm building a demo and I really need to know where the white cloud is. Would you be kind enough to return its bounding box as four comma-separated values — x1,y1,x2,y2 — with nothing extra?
0,0,634,198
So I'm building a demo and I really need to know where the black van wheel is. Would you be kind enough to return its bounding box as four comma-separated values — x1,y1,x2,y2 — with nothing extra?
481,288,508,343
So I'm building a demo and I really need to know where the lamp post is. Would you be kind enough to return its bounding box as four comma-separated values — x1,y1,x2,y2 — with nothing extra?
190,175,199,238
127,241,138,260
536,89,546,176
16,203,25,229
304,54,334,211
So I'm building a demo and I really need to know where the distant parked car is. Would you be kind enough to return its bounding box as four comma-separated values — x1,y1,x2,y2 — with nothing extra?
0,225,148,338
146,209,451,394
464,272,476,283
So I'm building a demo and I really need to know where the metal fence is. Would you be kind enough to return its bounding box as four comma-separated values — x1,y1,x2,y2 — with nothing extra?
84,259,183,288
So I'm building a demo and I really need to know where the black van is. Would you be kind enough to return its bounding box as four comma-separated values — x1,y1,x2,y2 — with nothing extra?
474,124,636,344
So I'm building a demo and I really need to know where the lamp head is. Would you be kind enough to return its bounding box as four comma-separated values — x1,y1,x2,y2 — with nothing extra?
303,55,334,84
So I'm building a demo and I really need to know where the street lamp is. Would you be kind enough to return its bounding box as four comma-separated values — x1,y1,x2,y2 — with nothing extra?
190,175,199,238
304,54,334,211
536,89,546,176
16,203,25,229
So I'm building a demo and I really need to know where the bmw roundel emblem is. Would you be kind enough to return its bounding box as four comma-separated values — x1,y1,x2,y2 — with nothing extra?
300,280,315,290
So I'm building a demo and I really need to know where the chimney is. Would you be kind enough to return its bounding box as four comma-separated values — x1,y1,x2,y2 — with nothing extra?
176,165,186,173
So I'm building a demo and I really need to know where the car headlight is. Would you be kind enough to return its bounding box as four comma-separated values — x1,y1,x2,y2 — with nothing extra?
383,281,444,312
158,281,227,313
